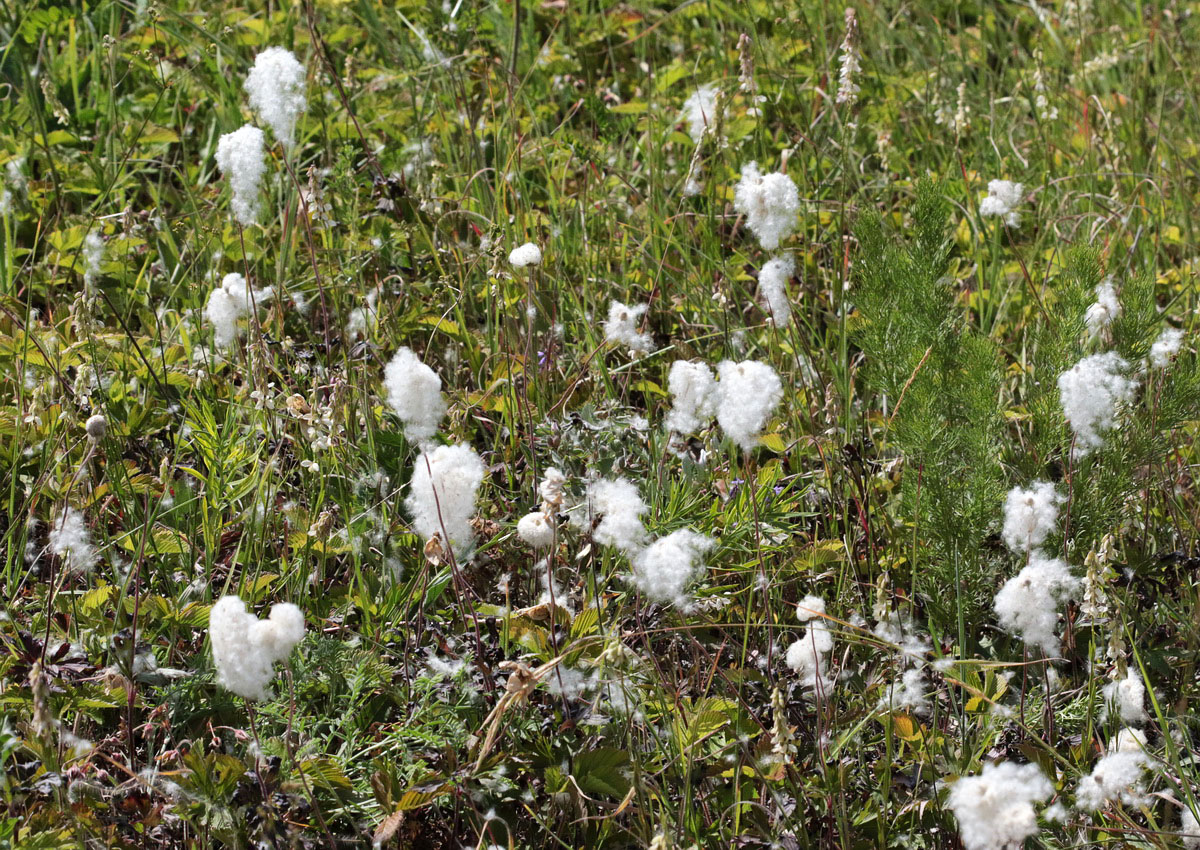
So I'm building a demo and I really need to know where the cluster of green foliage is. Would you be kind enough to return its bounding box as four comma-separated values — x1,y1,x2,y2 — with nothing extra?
2,0,1200,848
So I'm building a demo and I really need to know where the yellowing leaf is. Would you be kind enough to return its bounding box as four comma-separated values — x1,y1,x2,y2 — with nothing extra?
892,714,922,742
137,126,180,145
418,315,462,338
631,379,666,397
81,583,114,615
759,433,787,453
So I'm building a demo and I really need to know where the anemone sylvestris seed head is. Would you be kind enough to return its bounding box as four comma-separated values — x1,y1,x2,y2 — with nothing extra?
946,762,1053,850
682,84,719,143
215,125,267,227
508,242,542,268
517,511,556,548
244,47,307,148
209,596,305,700
1150,326,1185,368
715,359,783,451
1000,481,1061,555
733,162,800,250
383,347,446,445
665,361,718,435
1057,351,1136,453
630,529,714,608
993,552,1079,655
758,254,795,325
979,179,1025,226
405,444,484,556
604,300,652,355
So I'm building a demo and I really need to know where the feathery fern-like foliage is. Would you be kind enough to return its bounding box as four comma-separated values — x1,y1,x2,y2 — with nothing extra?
852,179,1005,630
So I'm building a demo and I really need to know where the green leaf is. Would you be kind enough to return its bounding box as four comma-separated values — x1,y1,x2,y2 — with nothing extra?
299,757,353,791
574,748,632,798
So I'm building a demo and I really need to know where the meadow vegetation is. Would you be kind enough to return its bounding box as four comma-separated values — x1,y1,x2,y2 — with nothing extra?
3,0,1200,847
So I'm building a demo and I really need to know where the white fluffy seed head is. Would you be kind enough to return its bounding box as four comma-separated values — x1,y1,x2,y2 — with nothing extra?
1101,669,1149,725
508,242,542,268
1182,805,1200,849
881,667,931,716
587,478,648,555
48,507,98,573
1076,747,1149,811
1000,481,1061,555
733,162,800,250
993,552,1079,655
786,595,834,692
405,444,485,556
1058,351,1137,453
1085,279,1121,339
758,254,795,325
604,300,653,355
82,232,104,288
665,361,717,434
244,47,306,148
517,511,556,548
538,466,567,513
716,360,783,451
682,84,719,143
1150,326,1185,368
209,596,305,701
630,528,714,608
1114,727,1148,754
383,347,446,445
204,273,272,349
215,125,267,226
946,762,1053,850
796,595,826,622
979,179,1025,227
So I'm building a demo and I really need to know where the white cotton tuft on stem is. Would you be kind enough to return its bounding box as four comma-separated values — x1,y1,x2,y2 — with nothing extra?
216,125,267,227
383,347,446,445
630,529,714,608
1085,278,1121,340
508,242,542,268
993,552,1079,656
786,595,834,693
1101,669,1149,725
665,361,718,435
1000,481,1061,555
244,47,307,149
1076,731,1150,811
587,478,648,555
604,300,653,355
946,762,1053,850
758,254,795,326
82,233,104,288
733,162,800,250
715,359,783,451
204,272,272,349
1150,326,1185,368
1058,351,1137,453
208,596,305,701
979,179,1025,226
48,507,98,573
682,84,719,143
405,444,485,556
517,511,556,548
